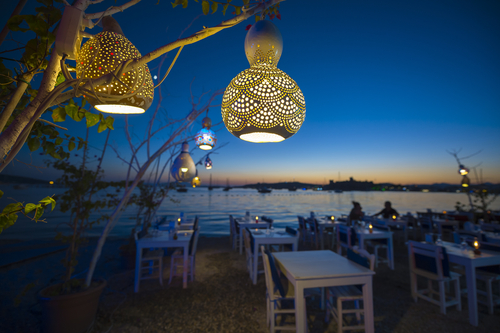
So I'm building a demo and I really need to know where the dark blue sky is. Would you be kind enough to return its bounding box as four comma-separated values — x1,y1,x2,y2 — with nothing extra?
2,0,500,186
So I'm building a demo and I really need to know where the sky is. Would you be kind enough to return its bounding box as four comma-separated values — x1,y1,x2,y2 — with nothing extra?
2,0,500,186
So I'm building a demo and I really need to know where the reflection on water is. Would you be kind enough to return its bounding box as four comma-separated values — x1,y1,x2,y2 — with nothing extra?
1,185,498,240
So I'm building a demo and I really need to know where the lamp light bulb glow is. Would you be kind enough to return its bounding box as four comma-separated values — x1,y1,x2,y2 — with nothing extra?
474,238,479,250
181,167,188,172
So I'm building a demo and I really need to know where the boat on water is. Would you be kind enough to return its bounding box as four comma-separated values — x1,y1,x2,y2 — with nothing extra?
258,187,272,193
176,185,188,192
334,190,343,193
288,187,297,191
223,179,232,191
208,174,213,191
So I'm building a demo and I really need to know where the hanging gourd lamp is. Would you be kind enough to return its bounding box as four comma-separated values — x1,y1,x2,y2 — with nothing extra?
191,174,201,188
195,116,217,150
204,155,213,169
461,175,470,187
458,164,469,176
171,142,196,182
221,20,306,143
76,16,154,114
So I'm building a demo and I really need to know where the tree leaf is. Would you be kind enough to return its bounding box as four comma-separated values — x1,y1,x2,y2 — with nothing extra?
211,2,217,14
25,203,38,214
51,107,66,122
202,0,209,15
39,196,56,211
65,101,83,122
34,206,44,221
97,121,107,133
105,116,114,130
3,203,23,214
0,190,3,199
27,137,40,151
235,6,241,15
222,4,228,15
55,137,63,145
85,112,99,128
68,140,75,151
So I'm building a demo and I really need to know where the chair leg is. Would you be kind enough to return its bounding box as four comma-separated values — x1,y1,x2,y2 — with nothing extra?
454,279,462,311
486,279,493,314
159,257,163,287
169,257,175,284
438,281,446,315
337,297,343,333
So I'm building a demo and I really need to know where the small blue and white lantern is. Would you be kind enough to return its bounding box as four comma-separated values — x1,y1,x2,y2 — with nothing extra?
195,116,217,150
204,155,213,169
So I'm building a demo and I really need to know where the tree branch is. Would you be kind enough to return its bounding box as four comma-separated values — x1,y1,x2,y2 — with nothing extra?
85,0,142,20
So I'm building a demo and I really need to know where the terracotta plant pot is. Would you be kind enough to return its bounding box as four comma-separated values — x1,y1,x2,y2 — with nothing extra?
38,279,107,333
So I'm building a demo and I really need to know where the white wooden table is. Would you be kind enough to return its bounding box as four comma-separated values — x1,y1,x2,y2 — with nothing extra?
158,218,194,231
316,218,345,249
235,217,269,254
441,241,500,326
432,218,459,235
250,228,299,284
273,250,375,332
356,228,395,269
377,218,410,242
134,230,193,292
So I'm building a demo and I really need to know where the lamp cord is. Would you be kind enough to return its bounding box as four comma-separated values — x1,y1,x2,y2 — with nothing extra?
154,45,184,89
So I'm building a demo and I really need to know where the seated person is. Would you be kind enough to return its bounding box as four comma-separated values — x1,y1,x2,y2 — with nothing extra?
349,201,364,224
373,201,399,219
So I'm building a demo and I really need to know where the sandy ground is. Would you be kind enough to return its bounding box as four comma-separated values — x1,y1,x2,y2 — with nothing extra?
1,233,499,332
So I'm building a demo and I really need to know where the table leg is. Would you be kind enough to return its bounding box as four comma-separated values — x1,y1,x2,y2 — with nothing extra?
134,247,142,293
465,262,478,326
183,244,188,289
358,234,365,250
253,240,258,285
239,227,244,255
389,235,394,270
294,283,307,332
363,278,375,333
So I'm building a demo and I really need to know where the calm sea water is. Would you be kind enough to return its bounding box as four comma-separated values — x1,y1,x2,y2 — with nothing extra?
2,185,498,240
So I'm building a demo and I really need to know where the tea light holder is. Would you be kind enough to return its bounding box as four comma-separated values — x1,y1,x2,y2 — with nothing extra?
255,216,259,223
369,224,373,234
473,237,481,255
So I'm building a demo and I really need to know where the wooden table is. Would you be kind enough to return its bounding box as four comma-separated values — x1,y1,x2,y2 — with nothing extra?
316,218,345,249
356,228,394,269
441,241,500,326
377,217,410,242
249,228,299,284
134,230,193,292
235,217,269,254
432,218,459,235
158,218,194,231
273,250,375,332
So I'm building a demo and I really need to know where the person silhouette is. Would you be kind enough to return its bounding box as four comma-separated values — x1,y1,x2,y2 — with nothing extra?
349,201,364,224
373,201,399,219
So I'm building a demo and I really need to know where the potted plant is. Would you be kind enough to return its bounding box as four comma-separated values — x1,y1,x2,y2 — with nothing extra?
37,129,122,333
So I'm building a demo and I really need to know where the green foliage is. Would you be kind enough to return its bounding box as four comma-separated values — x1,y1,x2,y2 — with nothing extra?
0,195,56,234
48,134,125,289
171,0,281,21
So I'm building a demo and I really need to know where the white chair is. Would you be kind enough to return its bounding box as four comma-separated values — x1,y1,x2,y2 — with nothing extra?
261,246,305,332
366,221,390,268
229,215,241,251
169,228,200,284
336,225,354,256
408,241,461,314
325,247,375,332
243,228,263,280
135,230,164,288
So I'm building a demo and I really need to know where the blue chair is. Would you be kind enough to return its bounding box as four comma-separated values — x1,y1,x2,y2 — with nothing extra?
325,247,375,332
408,241,461,314
261,246,303,332
336,225,355,256
169,228,200,284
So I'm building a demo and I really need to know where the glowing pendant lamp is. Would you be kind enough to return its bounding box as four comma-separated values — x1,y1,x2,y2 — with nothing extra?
458,164,469,176
204,155,213,169
195,116,217,150
221,20,306,143
76,16,154,114
461,175,470,187
191,174,201,188
171,142,196,182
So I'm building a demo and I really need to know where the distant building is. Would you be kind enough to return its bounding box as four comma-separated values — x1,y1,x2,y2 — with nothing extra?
327,177,374,191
